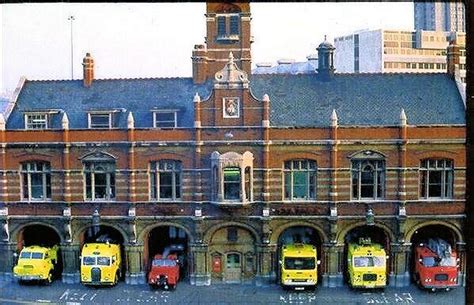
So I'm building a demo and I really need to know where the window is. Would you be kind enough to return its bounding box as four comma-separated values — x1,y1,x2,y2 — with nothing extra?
224,167,241,200
25,113,48,130
227,227,238,242
150,160,181,201
84,161,115,201
216,14,240,40
153,111,178,128
88,113,112,129
21,162,51,201
351,153,385,200
283,160,316,200
420,159,453,199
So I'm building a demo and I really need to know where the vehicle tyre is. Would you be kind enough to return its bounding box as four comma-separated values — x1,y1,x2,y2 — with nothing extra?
113,272,119,286
170,284,176,290
45,272,53,285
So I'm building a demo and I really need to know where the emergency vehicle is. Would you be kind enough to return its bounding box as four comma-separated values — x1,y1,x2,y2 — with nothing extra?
413,238,459,291
347,238,387,289
13,245,59,284
80,237,122,286
279,243,319,290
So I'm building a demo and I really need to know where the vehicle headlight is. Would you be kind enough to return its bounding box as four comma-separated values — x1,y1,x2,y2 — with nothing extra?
105,277,109,281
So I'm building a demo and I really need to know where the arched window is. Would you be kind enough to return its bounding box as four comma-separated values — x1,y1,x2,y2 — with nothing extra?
283,160,317,200
81,152,116,201
150,160,182,201
21,161,51,201
351,151,385,200
420,159,453,199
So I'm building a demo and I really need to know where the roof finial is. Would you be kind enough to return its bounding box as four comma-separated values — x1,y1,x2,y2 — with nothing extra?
262,94,270,102
61,112,69,130
331,109,338,127
0,113,5,131
324,34,327,41
400,108,407,126
228,52,234,64
127,111,135,129
194,92,201,103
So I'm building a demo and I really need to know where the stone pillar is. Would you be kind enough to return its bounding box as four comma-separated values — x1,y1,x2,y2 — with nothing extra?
389,242,411,287
61,243,81,283
124,243,145,285
456,241,466,286
0,242,17,282
189,242,210,286
323,243,344,287
256,243,277,286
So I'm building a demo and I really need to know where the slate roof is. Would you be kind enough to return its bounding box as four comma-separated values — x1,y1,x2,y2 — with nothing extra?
7,78,213,129
250,73,465,127
6,72,465,129
0,100,9,114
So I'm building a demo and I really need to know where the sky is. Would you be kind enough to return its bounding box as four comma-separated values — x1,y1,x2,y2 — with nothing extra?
0,2,414,95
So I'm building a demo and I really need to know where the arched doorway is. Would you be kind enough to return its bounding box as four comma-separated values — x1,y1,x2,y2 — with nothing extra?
409,224,460,286
343,225,391,286
16,224,63,280
277,226,323,283
208,225,257,284
79,225,126,281
144,225,189,279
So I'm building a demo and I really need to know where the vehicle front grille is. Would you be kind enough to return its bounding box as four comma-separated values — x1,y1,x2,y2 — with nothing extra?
91,267,101,282
362,274,377,281
435,274,448,281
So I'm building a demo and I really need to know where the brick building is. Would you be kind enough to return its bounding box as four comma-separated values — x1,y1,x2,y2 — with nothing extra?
0,2,466,288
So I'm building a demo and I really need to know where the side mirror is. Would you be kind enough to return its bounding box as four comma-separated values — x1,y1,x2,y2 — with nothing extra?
13,253,18,258
457,258,460,262
278,260,282,265
386,256,389,259
418,259,422,263
317,260,321,265
79,256,82,260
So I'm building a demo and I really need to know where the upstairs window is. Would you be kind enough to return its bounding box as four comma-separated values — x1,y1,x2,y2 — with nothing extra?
25,113,49,130
283,160,317,200
351,151,385,200
84,161,115,201
21,162,51,201
153,111,178,128
224,167,241,200
216,14,240,41
420,159,453,199
150,160,182,201
88,113,112,129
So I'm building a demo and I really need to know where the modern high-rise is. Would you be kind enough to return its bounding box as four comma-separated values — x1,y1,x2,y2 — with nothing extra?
414,1,465,32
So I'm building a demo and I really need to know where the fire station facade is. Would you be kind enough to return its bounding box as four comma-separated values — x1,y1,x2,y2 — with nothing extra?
0,3,466,287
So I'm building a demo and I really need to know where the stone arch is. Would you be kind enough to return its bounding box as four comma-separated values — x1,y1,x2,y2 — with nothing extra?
336,221,395,245
73,222,129,245
269,221,328,244
203,221,260,244
405,220,463,244
11,221,64,245
138,222,194,244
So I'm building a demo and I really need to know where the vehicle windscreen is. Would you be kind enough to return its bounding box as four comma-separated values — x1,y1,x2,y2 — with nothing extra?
440,257,457,267
19,252,43,259
422,257,436,267
82,256,96,266
284,257,315,270
97,257,111,266
152,259,177,267
353,256,385,267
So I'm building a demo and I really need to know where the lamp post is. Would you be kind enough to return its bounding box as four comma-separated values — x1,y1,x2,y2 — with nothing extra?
67,15,75,80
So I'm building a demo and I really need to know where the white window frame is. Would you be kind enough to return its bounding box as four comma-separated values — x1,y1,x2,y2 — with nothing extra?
222,97,240,119
283,160,317,201
83,161,116,201
216,13,240,41
149,160,182,201
152,110,178,128
20,161,51,201
24,113,49,130
88,112,112,129
419,159,454,199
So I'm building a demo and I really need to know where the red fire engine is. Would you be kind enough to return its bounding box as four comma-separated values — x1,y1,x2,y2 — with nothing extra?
413,238,459,291
148,244,183,290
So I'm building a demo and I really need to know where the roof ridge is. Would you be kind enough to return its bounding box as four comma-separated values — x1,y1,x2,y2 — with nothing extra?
27,76,194,83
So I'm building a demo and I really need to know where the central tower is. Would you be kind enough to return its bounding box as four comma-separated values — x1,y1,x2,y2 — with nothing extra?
192,2,252,84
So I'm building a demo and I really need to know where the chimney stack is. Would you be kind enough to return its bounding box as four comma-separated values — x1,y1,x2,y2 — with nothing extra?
447,39,461,78
82,53,94,87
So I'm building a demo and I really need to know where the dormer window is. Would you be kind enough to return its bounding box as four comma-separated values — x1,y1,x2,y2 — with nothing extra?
88,112,112,129
216,14,240,41
153,110,178,128
25,113,49,130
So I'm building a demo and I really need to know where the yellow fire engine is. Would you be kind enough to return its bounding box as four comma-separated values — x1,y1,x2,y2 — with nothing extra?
13,245,59,284
280,243,318,290
347,238,387,288
80,242,121,286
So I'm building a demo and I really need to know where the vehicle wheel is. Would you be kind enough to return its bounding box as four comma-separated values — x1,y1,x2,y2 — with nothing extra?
170,284,176,291
113,272,119,286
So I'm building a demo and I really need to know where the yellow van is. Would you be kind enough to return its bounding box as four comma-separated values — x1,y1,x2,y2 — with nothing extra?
13,245,58,284
280,243,318,290
347,238,387,288
80,242,121,286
